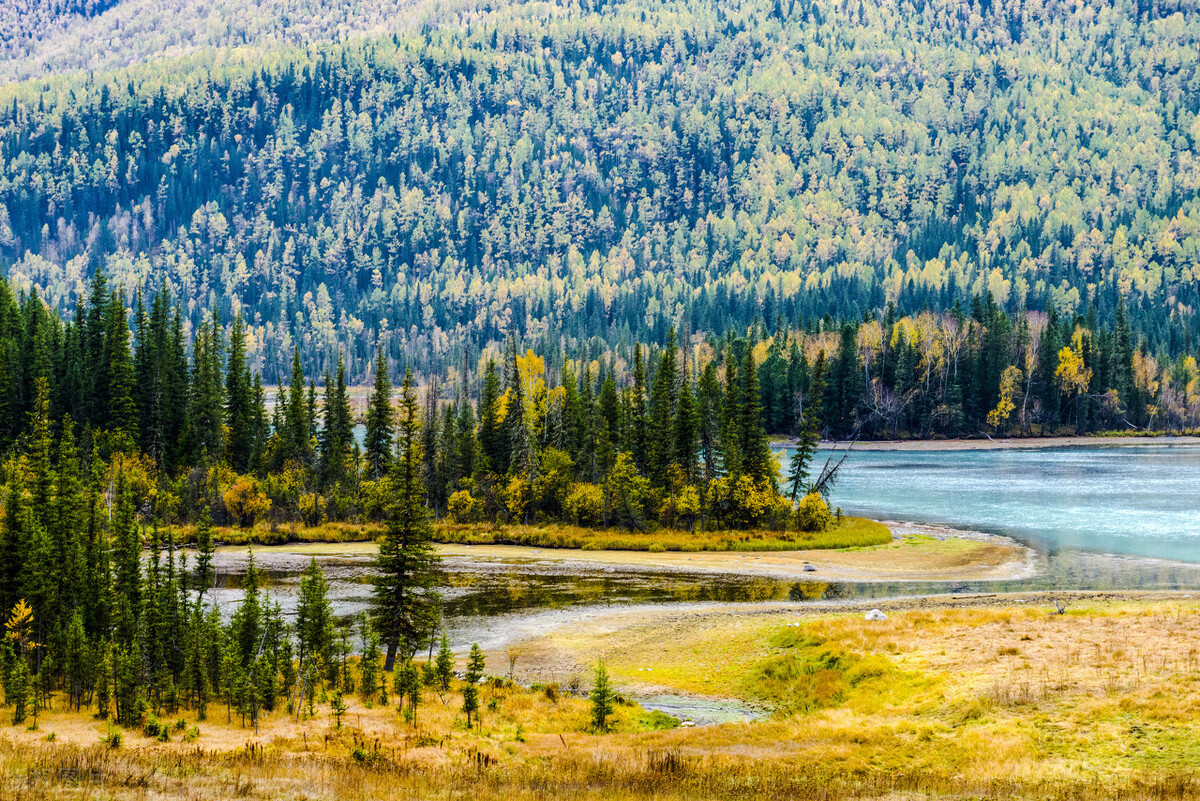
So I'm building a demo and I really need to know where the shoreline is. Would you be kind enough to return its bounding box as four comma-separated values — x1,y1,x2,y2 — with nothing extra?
799,434,1200,451
215,519,1039,583
502,589,1200,695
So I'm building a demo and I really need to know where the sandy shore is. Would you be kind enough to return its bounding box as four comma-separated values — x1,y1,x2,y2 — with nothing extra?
215,520,1037,582
436,528,1034,582
803,434,1200,451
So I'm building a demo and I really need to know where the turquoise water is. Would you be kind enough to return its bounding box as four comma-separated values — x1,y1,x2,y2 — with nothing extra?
789,444,1200,562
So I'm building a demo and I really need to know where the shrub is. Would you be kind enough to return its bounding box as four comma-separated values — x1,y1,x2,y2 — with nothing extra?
100,725,122,749
796,492,832,532
505,476,533,522
447,489,482,523
565,483,605,526
659,485,701,530
223,476,271,528
298,492,327,526
143,713,166,739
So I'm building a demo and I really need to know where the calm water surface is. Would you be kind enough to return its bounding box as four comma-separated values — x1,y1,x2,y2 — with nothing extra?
801,443,1200,562
206,444,1200,651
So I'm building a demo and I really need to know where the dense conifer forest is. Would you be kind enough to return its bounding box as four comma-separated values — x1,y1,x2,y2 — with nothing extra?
0,0,1198,387
0,0,1199,779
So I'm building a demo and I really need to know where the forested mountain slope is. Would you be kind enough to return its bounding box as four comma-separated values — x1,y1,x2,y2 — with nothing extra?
1,0,1198,384
0,0,446,82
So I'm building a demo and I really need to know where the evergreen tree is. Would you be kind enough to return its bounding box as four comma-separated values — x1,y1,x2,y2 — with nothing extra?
193,507,216,597
590,660,615,733
317,353,353,490
110,472,140,646
629,345,649,473
697,362,722,483
646,331,679,488
462,642,485,727
295,557,333,703
373,369,441,671
478,359,505,474
225,315,254,472
435,632,454,701
364,348,394,480
673,372,700,483
740,344,774,485
788,353,826,501
104,290,139,444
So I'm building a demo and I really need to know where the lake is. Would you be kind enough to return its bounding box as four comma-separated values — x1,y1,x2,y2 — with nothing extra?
206,442,1200,651
792,442,1200,563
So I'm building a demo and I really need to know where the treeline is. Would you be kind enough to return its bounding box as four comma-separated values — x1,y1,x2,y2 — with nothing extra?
0,267,847,539
1,0,1199,382
0,268,1193,729
0,347,448,732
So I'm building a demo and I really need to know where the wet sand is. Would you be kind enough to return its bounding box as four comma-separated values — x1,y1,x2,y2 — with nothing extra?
435,529,1035,582
216,521,1037,583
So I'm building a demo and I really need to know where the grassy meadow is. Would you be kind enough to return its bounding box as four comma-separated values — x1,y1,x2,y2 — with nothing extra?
6,597,1200,799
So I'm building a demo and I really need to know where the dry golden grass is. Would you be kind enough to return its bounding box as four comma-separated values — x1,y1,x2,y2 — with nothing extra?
502,596,1200,794
8,598,1200,799
435,517,892,551
176,517,892,552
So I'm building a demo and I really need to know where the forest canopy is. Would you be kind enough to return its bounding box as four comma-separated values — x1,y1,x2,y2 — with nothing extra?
0,0,1197,388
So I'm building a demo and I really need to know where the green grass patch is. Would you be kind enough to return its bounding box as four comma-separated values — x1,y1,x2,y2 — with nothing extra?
635,710,682,731
746,629,899,715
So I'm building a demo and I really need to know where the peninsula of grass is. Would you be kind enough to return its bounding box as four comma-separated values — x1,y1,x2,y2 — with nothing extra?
165,517,892,552
434,517,891,552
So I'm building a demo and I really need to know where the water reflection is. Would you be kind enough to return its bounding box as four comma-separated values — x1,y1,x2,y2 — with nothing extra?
205,542,1200,652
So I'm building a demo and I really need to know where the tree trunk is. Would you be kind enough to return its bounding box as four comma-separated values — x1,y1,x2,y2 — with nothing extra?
384,641,397,672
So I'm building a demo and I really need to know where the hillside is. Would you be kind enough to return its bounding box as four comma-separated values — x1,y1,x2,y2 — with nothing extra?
0,0,1198,386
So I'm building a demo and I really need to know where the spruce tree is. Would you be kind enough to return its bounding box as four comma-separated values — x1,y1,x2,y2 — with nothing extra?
740,345,774,486
317,353,353,490
454,397,477,484
674,373,700,483
110,472,140,647
646,331,679,488
718,347,742,478
504,338,533,482
463,642,485,728
193,507,216,598
295,557,333,701
225,315,254,472
372,369,441,671
590,661,615,733
435,632,454,701
281,349,313,467
630,345,649,473
364,348,394,480
788,353,826,501
104,290,139,444
697,362,722,482
478,359,505,474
